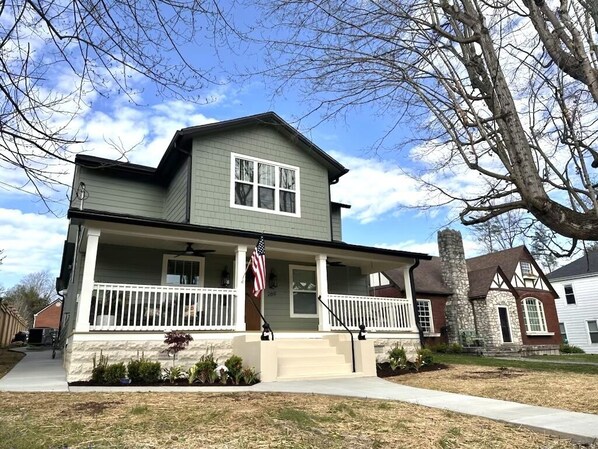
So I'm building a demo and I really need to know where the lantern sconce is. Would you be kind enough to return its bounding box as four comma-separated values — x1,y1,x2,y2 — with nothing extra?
221,266,230,287
269,269,278,289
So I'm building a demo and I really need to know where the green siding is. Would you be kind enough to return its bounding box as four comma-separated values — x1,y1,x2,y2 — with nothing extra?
189,126,332,240
95,245,164,285
164,157,189,222
75,167,165,218
331,205,343,241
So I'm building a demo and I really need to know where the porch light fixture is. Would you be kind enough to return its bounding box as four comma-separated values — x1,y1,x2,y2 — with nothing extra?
358,324,367,340
268,269,278,289
261,323,272,341
221,266,230,287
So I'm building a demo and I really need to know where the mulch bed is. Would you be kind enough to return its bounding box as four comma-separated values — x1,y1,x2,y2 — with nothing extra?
376,362,448,378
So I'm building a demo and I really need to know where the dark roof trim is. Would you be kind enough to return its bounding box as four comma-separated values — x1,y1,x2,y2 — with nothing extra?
75,154,161,184
331,202,352,209
68,208,432,260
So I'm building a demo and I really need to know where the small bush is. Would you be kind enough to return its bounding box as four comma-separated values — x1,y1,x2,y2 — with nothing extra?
388,345,408,371
104,362,127,384
127,359,143,383
139,360,162,383
448,343,463,353
163,366,185,384
163,330,193,365
241,367,259,385
91,352,109,384
225,355,244,385
560,343,585,354
194,352,218,384
417,348,434,365
428,343,449,353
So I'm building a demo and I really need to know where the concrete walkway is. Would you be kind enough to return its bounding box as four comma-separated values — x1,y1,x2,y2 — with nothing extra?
2,349,598,444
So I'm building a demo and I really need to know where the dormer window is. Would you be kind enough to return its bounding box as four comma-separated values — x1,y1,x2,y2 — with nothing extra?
231,154,300,216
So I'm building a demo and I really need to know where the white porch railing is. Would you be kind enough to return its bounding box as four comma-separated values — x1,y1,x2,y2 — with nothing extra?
328,294,415,332
90,283,237,331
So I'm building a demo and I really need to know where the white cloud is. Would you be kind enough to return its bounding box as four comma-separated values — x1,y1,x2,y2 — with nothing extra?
0,209,67,289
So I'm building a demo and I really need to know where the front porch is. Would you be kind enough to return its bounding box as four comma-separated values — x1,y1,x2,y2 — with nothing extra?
62,221,425,381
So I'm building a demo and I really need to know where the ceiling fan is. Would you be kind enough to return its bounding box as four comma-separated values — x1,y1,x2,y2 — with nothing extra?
327,260,346,267
173,242,215,258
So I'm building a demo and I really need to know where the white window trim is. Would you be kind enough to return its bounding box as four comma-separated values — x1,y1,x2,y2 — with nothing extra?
416,299,434,335
497,306,513,343
289,264,318,318
587,320,598,345
564,284,576,305
229,153,301,217
161,254,205,287
521,297,550,335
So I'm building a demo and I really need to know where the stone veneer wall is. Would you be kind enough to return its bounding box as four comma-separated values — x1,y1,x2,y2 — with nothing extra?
472,290,523,349
373,337,420,362
65,335,233,382
437,230,476,343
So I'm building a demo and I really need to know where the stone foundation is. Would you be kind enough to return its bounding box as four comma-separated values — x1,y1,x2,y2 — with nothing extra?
521,344,560,356
64,334,233,382
373,337,421,362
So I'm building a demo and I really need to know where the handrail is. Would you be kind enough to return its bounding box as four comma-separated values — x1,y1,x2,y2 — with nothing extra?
318,295,355,373
246,293,275,341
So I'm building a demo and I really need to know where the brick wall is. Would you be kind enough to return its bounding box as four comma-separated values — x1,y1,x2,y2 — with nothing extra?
34,301,62,329
514,289,562,346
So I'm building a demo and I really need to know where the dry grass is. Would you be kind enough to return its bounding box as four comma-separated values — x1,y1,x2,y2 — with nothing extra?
0,391,590,449
390,364,598,415
0,349,24,379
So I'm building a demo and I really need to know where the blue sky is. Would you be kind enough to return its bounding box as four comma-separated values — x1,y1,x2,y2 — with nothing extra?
0,10,484,291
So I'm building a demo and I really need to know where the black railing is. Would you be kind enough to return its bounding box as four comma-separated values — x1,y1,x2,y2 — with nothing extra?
317,295,355,373
246,293,274,341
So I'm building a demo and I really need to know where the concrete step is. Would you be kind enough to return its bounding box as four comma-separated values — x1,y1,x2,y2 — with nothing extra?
276,347,339,357
278,353,347,368
277,361,352,378
276,371,364,381
276,339,332,349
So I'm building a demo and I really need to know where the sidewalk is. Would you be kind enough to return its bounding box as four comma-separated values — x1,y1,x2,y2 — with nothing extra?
1,350,598,444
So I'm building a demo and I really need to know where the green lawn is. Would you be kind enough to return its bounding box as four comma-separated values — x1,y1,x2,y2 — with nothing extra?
527,353,598,363
434,353,598,374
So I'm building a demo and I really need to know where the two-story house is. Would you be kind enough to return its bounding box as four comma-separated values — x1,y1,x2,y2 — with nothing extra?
548,249,598,353
57,112,430,382
373,230,561,355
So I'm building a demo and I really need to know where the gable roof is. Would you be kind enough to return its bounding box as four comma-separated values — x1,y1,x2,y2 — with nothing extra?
385,245,549,299
548,249,598,280
33,299,62,317
75,112,349,185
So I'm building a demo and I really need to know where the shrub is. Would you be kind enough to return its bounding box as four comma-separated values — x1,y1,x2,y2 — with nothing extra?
91,352,109,384
163,366,185,384
560,343,585,354
388,345,408,371
241,367,259,385
428,343,449,353
417,348,434,365
127,358,143,383
194,352,218,384
225,355,244,385
104,362,127,384
139,360,162,383
448,343,463,353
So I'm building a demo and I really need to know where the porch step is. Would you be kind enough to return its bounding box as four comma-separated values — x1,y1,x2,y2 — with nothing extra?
275,338,353,380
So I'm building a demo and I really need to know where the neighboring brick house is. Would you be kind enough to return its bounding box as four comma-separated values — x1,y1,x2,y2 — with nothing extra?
548,249,598,353
33,299,63,329
374,230,561,355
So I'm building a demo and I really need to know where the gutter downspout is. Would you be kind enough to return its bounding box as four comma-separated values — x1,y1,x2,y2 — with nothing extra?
408,259,425,346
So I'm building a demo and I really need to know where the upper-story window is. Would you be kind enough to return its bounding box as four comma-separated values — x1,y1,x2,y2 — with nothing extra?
564,284,576,305
231,154,300,216
520,261,533,276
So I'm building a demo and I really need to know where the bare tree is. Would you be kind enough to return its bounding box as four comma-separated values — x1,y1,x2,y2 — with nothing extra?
471,209,527,253
4,270,55,326
256,0,598,253
0,1,229,212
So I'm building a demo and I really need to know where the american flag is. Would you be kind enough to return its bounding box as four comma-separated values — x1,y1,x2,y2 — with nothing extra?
251,235,266,297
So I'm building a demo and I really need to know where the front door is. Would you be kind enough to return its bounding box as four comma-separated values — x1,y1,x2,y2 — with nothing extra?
498,307,512,343
245,283,262,331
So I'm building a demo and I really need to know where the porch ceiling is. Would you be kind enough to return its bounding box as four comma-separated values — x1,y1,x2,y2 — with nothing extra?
80,219,423,273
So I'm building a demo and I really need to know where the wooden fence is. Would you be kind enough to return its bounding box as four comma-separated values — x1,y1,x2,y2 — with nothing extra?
0,302,27,347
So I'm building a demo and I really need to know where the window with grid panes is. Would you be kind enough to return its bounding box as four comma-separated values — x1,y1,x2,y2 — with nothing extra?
521,297,548,333
417,299,433,333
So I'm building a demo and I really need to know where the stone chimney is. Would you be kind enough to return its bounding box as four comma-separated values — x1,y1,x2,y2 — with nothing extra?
437,229,476,344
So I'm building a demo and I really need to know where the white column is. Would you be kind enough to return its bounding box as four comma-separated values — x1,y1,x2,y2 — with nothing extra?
234,245,247,331
403,264,420,332
75,228,100,332
316,254,331,331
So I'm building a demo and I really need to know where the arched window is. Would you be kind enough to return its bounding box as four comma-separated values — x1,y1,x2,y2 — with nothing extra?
521,297,548,334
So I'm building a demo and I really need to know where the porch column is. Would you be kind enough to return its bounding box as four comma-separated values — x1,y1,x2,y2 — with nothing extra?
75,228,100,332
403,264,420,332
316,254,331,331
234,245,247,331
